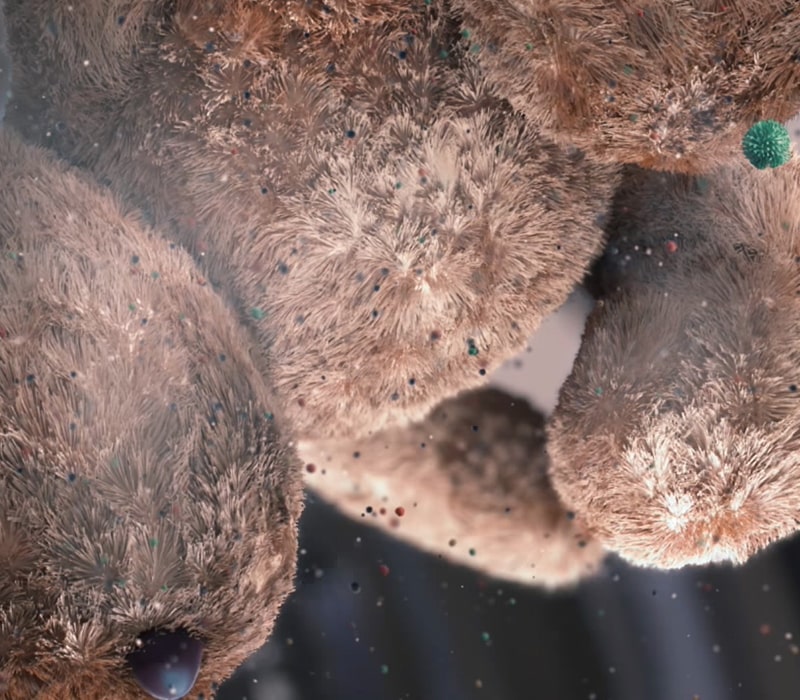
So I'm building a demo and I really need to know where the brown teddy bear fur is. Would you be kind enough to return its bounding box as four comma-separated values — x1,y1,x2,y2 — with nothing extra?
0,127,303,699
453,0,800,174
2,0,620,696
5,0,800,696
548,155,800,570
6,0,617,442
301,386,604,588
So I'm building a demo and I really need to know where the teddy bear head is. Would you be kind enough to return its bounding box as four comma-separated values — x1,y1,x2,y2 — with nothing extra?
0,131,303,699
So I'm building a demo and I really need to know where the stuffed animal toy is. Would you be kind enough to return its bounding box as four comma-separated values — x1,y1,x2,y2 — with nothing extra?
2,0,800,697
0,127,303,699
550,153,800,570
452,0,800,174
304,126,800,579
1,0,615,696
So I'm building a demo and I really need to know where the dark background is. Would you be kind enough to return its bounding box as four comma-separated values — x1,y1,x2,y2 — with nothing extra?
220,497,800,700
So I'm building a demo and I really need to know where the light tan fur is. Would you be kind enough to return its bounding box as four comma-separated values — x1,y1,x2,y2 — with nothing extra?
452,0,800,174
5,0,800,696
1,1,620,695
549,156,800,569
5,0,618,441
0,128,303,699
301,387,604,588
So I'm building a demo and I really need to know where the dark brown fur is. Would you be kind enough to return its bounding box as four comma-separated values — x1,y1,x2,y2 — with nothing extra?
302,387,604,588
0,128,303,699
453,0,800,174
5,0,618,441
548,156,800,569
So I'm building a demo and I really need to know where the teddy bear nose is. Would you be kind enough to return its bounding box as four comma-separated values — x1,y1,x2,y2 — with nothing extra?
127,628,204,699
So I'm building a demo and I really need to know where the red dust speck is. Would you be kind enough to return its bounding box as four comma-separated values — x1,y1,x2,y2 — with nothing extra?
760,623,772,636
665,240,678,254
378,564,390,577
379,507,387,515
394,506,405,517
306,463,316,474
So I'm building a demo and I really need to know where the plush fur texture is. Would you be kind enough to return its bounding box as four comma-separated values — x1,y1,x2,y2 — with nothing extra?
453,0,800,174
0,128,303,699
0,1,9,123
5,0,618,442
1,1,620,695
5,0,800,697
549,155,800,569
301,387,604,588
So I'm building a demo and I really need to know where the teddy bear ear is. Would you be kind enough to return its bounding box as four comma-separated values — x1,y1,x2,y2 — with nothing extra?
548,151,800,571
452,0,800,174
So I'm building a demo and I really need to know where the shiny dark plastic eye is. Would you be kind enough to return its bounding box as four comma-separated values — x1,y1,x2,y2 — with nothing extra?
127,628,203,699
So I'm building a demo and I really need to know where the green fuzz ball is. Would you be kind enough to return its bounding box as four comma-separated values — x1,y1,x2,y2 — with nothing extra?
742,120,792,170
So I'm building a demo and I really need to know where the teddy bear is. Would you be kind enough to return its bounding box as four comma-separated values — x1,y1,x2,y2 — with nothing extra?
283,0,800,583
0,0,616,696
2,0,800,698
452,0,800,174
549,152,800,570
303,132,800,580
0,126,304,699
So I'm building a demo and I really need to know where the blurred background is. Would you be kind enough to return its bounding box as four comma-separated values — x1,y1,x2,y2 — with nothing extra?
220,115,800,700
224,498,800,700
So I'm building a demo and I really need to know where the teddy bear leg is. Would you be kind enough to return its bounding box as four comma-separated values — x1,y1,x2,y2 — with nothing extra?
300,384,605,589
548,152,800,571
